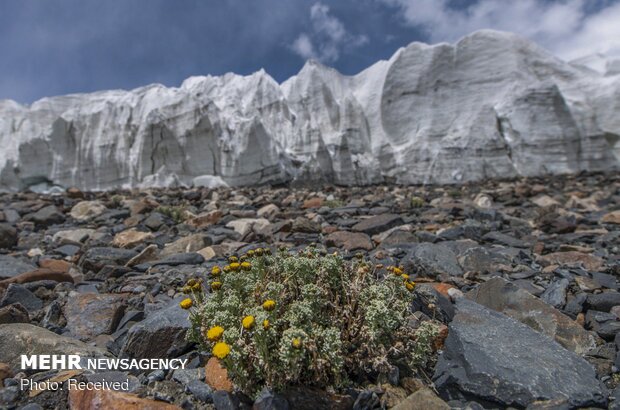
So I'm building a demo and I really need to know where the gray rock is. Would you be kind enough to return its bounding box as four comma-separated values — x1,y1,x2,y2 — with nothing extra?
456,246,510,273
352,214,404,235
186,379,213,403
587,292,620,312
0,223,17,249
79,247,138,272
0,323,108,373
0,255,35,279
0,284,42,312
468,277,599,354
0,303,29,324
172,367,205,386
63,293,127,340
433,298,607,408
254,388,290,410
25,205,65,227
152,252,205,266
540,278,570,309
120,299,192,359
403,243,463,277
482,231,530,248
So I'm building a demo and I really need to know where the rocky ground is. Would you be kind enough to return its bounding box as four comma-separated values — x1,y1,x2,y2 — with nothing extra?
0,171,619,409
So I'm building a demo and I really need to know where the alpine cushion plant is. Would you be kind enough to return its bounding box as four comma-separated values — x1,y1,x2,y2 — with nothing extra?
184,247,440,396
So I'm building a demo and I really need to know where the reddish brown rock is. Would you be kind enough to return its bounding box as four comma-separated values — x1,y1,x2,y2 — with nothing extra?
205,357,233,392
69,388,181,410
302,197,324,209
188,210,223,228
324,231,373,252
537,251,604,272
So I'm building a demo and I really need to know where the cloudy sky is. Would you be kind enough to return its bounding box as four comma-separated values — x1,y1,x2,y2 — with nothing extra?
1,0,619,103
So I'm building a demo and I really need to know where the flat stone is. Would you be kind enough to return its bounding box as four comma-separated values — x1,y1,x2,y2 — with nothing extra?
587,292,620,312
482,231,529,248
540,278,570,309
226,218,270,237
152,252,204,266
79,247,138,272
120,299,191,359
26,205,65,227
392,388,450,410
0,284,42,312
403,243,463,277
68,388,180,410
352,214,404,235
433,299,606,408
187,210,222,229
52,228,96,245
538,251,605,272
112,229,154,249
160,234,210,257
601,210,620,225
0,224,17,249
70,200,107,221
0,255,36,279
456,246,510,273
324,231,373,252
64,293,127,340
467,277,599,354
257,204,280,220
125,244,159,267
0,323,108,372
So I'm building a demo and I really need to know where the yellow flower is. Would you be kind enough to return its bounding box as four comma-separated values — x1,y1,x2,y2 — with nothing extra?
255,248,264,256
242,315,255,330
187,278,198,287
262,319,270,330
179,298,193,309
191,282,202,291
182,285,192,294
246,250,255,257
392,267,404,276
241,261,252,271
262,299,276,311
211,266,222,276
292,338,302,349
401,274,410,281
206,326,225,342
228,256,238,263
212,342,231,359
211,281,222,291
223,265,231,273
230,262,241,272
405,281,416,291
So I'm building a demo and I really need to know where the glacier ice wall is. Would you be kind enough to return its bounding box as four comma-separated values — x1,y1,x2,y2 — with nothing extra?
0,30,618,191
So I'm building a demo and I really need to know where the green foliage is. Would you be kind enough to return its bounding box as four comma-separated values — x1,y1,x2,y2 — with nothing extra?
324,199,344,208
410,196,425,208
156,205,187,223
186,248,437,395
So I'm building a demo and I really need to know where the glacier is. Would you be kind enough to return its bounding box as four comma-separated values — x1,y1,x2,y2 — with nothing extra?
0,29,618,191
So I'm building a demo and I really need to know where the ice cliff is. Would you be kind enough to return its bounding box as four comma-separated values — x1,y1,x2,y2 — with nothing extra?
1,30,618,191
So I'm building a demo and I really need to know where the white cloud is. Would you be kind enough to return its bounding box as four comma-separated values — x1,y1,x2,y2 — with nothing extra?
291,2,369,63
381,0,620,61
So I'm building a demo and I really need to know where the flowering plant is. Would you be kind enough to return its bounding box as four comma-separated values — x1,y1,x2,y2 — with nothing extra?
185,247,436,395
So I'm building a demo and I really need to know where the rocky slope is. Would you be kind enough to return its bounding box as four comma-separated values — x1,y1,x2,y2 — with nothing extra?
0,173,619,408
1,30,619,191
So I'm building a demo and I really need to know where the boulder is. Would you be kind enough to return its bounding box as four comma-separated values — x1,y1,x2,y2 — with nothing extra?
433,299,606,408
70,200,107,221
467,277,599,354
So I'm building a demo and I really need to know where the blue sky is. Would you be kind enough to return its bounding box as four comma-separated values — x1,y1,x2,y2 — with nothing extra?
1,0,619,103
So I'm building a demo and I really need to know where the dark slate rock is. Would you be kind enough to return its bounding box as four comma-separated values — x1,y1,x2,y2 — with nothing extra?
186,379,213,403
254,388,290,410
0,223,17,249
433,298,607,408
411,284,455,323
54,244,81,257
120,298,192,359
144,212,166,231
79,247,138,273
25,205,65,227
456,246,510,274
482,231,530,248
0,284,43,312
0,255,35,279
403,243,463,277
540,278,570,309
587,292,620,312
152,252,205,266
592,272,618,290
352,214,403,235
563,293,587,318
